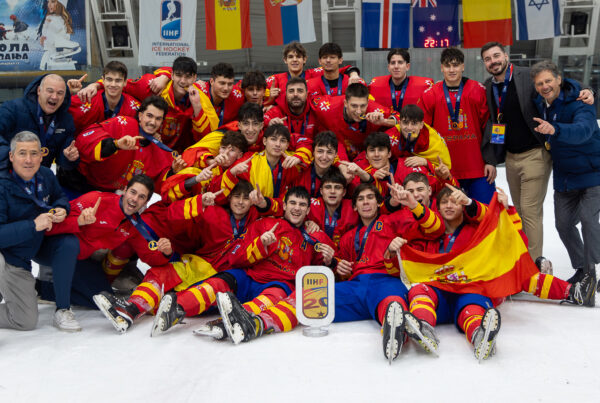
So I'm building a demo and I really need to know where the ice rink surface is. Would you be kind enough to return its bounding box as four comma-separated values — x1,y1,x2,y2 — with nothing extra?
1,168,599,403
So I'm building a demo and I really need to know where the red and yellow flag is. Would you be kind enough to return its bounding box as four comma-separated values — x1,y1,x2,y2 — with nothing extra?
400,195,537,298
462,0,512,48
205,0,252,50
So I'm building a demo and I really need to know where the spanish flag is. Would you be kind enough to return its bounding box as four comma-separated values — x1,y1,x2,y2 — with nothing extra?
400,194,538,298
462,0,512,48
205,0,252,50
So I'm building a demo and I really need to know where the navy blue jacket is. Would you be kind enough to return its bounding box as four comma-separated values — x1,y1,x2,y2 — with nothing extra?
0,74,78,175
0,166,70,270
534,78,600,192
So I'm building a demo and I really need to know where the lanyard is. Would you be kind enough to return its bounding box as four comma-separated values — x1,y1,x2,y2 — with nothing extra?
442,81,464,129
354,217,377,261
299,226,318,246
287,71,306,80
321,75,343,96
324,205,341,239
37,104,56,147
438,223,465,253
102,92,124,119
390,77,408,112
138,127,175,154
309,164,321,198
210,89,225,127
11,170,52,210
345,110,368,133
271,159,283,198
230,213,247,239
385,162,396,185
492,64,512,122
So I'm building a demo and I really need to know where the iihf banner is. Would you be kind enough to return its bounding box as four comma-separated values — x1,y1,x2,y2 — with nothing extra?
514,0,562,40
0,0,87,72
139,0,196,66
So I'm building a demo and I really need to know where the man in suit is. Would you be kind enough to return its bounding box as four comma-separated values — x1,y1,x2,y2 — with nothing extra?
480,42,594,269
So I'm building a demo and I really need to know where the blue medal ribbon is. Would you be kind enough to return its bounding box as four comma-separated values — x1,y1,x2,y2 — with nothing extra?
271,159,284,198
438,223,465,253
138,128,175,154
492,64,512,122
11,170,52,210
390,77,408,112
102,92,125,119
37,104,56,148
324,205,341,239
442,81,464,129
309,164,320,198
354,217,378,261
321,75,343,96
230,213,247,239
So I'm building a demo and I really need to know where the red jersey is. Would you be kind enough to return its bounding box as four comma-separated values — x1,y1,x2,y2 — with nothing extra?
308,198,358,246
418,79,490,179
69,91,140,135
46,192,170,266
196,80,244,128
263,102,316,164
368,75,433,113
75,116,173,192
228,217,335,289
293,164,323,198
307,74,350,98
336,205,444,280
310,95,396,160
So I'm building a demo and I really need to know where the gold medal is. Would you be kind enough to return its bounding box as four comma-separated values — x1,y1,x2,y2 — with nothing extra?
171,151,179,158
148,240,158,250
41,147,49,156
497,113,503,123
314,243,322,252
48,208,56,215
545,141,551,151
358,114,367,120
451,122,459,130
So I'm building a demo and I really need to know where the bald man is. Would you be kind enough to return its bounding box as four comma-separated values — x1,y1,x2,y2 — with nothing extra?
0,74,79,176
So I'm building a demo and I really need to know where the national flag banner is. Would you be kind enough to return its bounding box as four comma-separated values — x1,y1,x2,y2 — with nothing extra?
264,0,316,46
205,0,252,50
360,0,411,49
515,0,562,40
400,195,539,298
412,0,459,48
139,0,197,66
462,0,512,48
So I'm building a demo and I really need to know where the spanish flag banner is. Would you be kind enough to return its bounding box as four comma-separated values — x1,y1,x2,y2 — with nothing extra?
415,123,452,170
462,0,513,48
400,195,538,298
205,0,252,50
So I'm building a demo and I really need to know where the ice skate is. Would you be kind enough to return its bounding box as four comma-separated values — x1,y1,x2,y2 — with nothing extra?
404,311,439,356
472,307,501,363
217,292,263,345
534,256,553,275
151,292,186,337
381,301,405,364
562,271,596,307
193,318,228,340
93,291,137,334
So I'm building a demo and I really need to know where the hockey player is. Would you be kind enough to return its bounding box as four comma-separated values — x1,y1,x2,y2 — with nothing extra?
74,96,183,193
311,83,397,161
419,48,496,203
307,43,356,98
67,61,139,134
293,131,338,198
239,70,267,105
368,49,433,113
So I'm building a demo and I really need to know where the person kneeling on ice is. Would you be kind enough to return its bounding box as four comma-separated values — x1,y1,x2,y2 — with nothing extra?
397,185,595,361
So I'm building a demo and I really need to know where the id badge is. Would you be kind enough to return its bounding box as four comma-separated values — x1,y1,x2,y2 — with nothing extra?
491,124,506,144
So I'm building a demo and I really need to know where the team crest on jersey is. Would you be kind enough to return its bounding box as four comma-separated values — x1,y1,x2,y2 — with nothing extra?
162,116,180,137
425,79,434,88
219,0,237,11
317,100,330,111
117,116,128,125
80,102,91,113
389,135,399,148
232,88,243,99
447,109,467,131
125,160,145,182
375,221,383,231
311,198,321,206
130,100,140,110
277,236,294,262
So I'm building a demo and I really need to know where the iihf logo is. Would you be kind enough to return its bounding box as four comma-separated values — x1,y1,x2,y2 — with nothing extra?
161,0,182,40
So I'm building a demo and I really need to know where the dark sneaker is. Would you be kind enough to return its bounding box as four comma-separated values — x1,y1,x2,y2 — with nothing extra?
381,301,405,364
151,292,186,337
404,311,439,356
472,308,501,362
534,256,553,275
193,318,228,341
217,292,263,345
93,291,139,334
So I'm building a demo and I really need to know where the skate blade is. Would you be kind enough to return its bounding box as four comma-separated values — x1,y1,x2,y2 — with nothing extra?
193,326,225,339
93,294,128,334
216,293,240,344
405,316,439,357
151,296,173,337
385,304,404,364
476,309,500,363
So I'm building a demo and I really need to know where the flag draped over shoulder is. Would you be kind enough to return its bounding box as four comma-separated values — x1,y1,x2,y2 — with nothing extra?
414,123,452,170
264,0,316,46
462,0,512,48
400,195,538,298
514,0,562,40
361,0,410,49
205,0,252,50
412,0,459,48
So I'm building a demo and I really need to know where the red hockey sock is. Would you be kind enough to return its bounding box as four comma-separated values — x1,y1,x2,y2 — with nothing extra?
102,251,129,283
177,277,231,316
523,273,571,300
258,294,298,333
243,286,287,314
458,304,486,343
408,283,438,327
376,296,408,325
128,280,162,316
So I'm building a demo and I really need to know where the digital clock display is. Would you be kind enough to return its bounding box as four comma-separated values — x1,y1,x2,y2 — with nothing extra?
424,38,451,48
